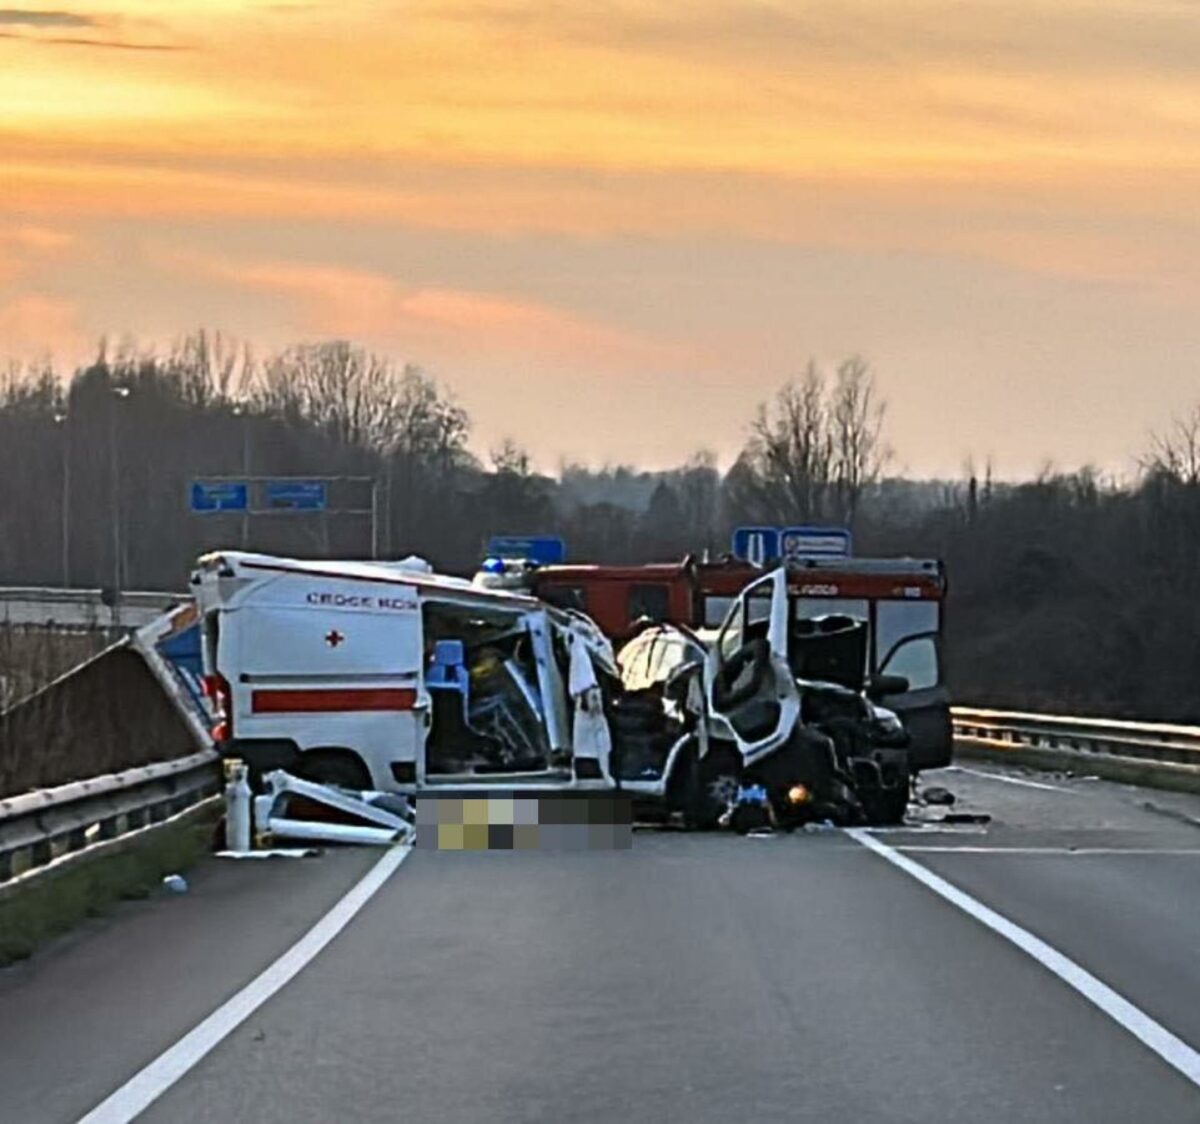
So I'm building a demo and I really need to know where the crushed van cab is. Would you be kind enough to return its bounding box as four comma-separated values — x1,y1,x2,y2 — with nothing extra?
191,551,618,794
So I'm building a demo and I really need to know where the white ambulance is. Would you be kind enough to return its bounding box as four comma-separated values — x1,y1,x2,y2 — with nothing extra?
191,551,618,793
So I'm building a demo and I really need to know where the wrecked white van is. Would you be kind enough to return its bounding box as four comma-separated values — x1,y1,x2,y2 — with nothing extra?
191,551,618,794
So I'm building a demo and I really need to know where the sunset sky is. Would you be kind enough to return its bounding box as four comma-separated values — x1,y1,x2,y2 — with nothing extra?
2,0,1199,476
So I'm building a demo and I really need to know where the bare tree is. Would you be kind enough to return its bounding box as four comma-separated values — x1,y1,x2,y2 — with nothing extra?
830,356,890,525
490,438,533,477
254,341,470,463
166,329,254,407
1142,406,1200,486
728,358,889,527
732,362,833,523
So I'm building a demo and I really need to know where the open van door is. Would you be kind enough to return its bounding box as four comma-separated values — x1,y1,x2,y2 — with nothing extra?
875,632,951,770
704,568,799,766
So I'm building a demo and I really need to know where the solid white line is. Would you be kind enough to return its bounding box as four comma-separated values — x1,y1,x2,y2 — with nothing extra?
948,765,1067,792
78,844,411,1124
897,846,1200,856
846,827,1200,1088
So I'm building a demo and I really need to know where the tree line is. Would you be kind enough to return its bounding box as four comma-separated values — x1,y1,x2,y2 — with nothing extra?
2,331,1197,721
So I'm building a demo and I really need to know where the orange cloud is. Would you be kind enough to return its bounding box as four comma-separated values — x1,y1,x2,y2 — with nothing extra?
182,255,684,364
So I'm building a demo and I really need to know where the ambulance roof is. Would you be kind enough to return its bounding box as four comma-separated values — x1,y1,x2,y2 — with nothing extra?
194,551,543,609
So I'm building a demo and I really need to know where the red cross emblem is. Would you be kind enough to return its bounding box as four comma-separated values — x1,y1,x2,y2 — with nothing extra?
325,629,345,648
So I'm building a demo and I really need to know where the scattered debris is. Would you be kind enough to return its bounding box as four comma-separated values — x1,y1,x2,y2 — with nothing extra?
721,784,776,835
215,848,319,860
920,786,956,806
253,769,414,848
162,874,188,893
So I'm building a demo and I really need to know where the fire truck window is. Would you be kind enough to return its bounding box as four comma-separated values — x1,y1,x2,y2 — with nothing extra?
745,589,772,628
542,585,587,612
704,596,734,628
628,583,670,624
795,598,868,623
881,635,939,691
875,600,939,668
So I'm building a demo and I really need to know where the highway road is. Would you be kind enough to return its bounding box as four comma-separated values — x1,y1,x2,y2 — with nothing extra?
2,762,1199,1122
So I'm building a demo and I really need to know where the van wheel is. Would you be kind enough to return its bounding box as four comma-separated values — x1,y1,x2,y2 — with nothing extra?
295,751,372,792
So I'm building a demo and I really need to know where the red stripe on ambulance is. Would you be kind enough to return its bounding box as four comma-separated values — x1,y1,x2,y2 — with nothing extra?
250,688,418,713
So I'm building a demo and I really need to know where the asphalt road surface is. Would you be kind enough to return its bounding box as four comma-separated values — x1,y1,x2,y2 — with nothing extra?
3,762,1200,1123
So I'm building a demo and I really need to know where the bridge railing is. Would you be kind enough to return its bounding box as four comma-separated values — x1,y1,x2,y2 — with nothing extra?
951,706,1200,786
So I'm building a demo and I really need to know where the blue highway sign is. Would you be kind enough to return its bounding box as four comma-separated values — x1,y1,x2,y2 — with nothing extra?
266,480,327,511
190,480,248,514
779,525,852,559
731,526,779,566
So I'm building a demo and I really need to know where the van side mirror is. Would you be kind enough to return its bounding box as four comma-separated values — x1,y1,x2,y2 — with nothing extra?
867,673,910,699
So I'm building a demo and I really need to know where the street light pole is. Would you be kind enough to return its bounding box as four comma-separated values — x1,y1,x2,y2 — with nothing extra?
385,451,395,556
233,404,251,548
371,478,380,560
109,385,130,623
53,410,69,587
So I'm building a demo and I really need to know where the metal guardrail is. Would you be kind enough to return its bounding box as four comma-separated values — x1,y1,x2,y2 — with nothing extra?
0,586,183,631
0,750,221,888
952,706,1200,777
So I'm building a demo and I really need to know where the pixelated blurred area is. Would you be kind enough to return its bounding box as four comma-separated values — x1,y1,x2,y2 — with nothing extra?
415,792,632,850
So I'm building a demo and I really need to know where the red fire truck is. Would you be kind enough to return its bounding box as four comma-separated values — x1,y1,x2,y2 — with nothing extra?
528,555,951,773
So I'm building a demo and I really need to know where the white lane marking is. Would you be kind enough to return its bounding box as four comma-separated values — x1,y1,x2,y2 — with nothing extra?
864,824,989,835
947,765,1067,792
898,846,1200,856
846,828,1200,1089
79,845,411,1124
